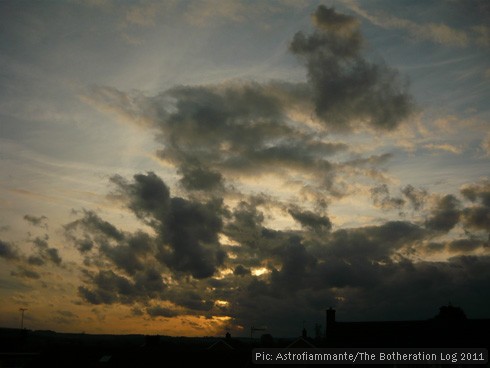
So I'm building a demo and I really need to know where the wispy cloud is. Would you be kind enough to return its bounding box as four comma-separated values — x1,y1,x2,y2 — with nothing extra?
424,143,463,154
346,0,488,48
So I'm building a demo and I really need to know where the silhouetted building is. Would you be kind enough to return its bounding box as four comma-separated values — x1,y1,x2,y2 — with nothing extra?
324,305,490,348
287,336,316,348
207,339,234,351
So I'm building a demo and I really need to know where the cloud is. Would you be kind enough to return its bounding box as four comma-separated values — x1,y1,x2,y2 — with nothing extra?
481,133,490,156
146,305,179,318
0,239,20,260
233,264,251,276
110,172,226,278
327,221,426,262
109,172,170,225
447,239,487,254
31,236,62,266
169,290,214,312
23,214,48,228
473,25,490,47
65,211,156,275
288,207,332,233
347,1,470,47
224,245,490,335
124,2,160,28
62,5,489,334
425,195,461,232
68,173,227,309
64,172,490,334
224,200,265,249
401,185,428,211
157,196,225,279
45,247,62,265
424,143,463,154
270,236,316,290
82,5,413,202
179,163,224,192
182,0,303,28
11,266,41,279
79,267,167,305
370,184,405,210
79,269,141,305
289,5,413,131
57,310,78,319
27,255,44,266
65,209,124,241
183,0,250,26
99,231,154,276
460,180,490,231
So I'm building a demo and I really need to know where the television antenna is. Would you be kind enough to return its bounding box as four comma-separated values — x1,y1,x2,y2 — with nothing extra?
19,308,27,330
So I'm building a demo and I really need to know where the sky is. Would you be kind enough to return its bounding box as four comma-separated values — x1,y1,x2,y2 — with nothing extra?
0,0,489,338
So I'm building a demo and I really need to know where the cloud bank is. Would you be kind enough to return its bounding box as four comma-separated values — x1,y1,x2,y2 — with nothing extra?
3,5,484,337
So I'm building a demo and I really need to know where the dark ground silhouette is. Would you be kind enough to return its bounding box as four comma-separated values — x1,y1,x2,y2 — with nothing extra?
1,305,488,367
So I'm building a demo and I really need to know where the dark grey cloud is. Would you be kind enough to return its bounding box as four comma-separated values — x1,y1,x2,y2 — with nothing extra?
461,180,490,205
425,195,461,232
327,221,426,261
447,238,487,253
147,305,179,318
288,207,332,233
0,239,20,260
157,196,225,279
424,242,446,254
31,236,62,266
99,231,153,276
169,290,214,312
27,255,44,266
23,214,48,228
224,200,265,249
142,81,347,197
76,238,94,253
45,247,62,265
461,180,490,231
224,250,490,336
178,162,224,192
233,265,251,276
68,173,227,311
78,269,140,305
78,267,167,305
64,210,159,275
67,172,490,336
110,172,225,279
65,210,124,241
401,184,428,211
270,236,317,291
290,5,413,131
109,172,170,225
11,266,40,279
370,184,405,210
134,267,166,295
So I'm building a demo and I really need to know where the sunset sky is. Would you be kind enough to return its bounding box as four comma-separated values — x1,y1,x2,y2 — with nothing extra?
0,0,489,338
